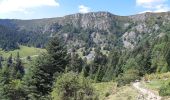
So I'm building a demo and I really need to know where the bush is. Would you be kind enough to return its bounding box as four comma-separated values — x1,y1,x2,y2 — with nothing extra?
51,72,98,100
116,69,140,86
144,72,170,81
159,80,170,96
26,56,31,61
105,92,110,97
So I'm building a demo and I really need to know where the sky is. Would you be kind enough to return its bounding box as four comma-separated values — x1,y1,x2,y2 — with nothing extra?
0,0,170,19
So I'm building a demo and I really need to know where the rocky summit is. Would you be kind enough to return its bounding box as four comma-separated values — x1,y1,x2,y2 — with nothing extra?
0,11,170,50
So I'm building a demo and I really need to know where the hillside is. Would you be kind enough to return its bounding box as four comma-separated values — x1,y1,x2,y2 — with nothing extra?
0,11,169,51
0,11,170,69
0,11,170,74
1,11,170,99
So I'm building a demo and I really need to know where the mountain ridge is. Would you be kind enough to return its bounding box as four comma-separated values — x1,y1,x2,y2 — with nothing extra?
0,11,170,50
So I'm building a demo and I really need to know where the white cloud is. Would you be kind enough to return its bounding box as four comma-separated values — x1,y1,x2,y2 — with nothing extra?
154,4,169,12
136,0,166,8
136,0,169,13
78,5,90,13
0,0,59,14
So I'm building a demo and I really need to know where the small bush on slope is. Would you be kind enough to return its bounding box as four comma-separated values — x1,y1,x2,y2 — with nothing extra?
159,80,170,96
51,72,98,100
116,69,140,86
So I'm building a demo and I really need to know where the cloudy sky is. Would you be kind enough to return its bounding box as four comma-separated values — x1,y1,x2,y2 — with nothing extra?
0,0,170,19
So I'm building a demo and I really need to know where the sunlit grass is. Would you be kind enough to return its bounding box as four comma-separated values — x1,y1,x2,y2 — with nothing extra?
93,82,138,100
93,82,116,100
143,80,165,91
0,45,46,58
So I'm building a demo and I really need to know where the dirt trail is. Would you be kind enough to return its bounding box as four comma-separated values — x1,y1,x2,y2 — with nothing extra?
133,82,161,100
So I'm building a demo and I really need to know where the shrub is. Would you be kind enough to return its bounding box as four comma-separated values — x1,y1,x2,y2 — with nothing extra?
144,72,170,81
51,72,98,100
105,92,110,97
159,80,170,96
116,69,140,86
26,56,31,61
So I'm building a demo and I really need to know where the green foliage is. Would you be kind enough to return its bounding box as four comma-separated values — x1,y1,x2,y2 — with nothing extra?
89,51,108,82
0,24,49,51
46,36,69,73
116,69,140,86
23,54,53,99
105,92,110,97
2,12,170,99
6,79,26,100
7,54,12,67
102,50,120,81
0,63,26,100
159,80,170,96
151,35,170,73
0,57,2,68
93,82,116,100
23,36,69,99
0,45,46,58
51,72,98,100
123,58,139,71
69,53,84,73
14,52,25,77
0,25,19,51
144,72,170,81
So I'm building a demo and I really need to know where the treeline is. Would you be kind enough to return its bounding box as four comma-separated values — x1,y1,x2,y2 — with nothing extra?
0,25,19,50
0,25,49,51
0,22,120,51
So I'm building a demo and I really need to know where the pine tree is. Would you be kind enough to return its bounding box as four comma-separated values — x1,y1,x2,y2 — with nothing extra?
0,66,26,100
23,36,69,99
89,51,108,82
103,50,120,81
0,56,2,69
0,66,13,99
46,36,69,73
7,54,12,67
13,52,25,79
17,52,24,74
69,53,83,73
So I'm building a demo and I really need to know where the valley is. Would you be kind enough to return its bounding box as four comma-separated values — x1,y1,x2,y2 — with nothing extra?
0,11,170,99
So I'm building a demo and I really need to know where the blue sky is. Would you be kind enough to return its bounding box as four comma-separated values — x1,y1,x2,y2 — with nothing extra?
0,0,170,19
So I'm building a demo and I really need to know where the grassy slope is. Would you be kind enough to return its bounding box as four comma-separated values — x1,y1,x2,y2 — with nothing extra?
143,80,165,91
107,85,138,100
93,82,116,100
93,82,138,100
0,45,46,58
0,46,46,68
142,80,170,100
143,72,170,91
142,72,170,99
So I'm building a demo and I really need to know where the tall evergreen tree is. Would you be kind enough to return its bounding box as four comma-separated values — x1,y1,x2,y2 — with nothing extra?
89,51,108,82
0,66,13,99
23,36,69,99
7,54,12,67
103,50,120,81
0,56,2,69
13,52,25,79
46,36,69,73
0,65,26,100
69,52,84,73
